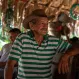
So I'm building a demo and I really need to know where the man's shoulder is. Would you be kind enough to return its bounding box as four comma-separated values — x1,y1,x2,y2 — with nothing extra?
17,32,32,39
2,43,12,48
18,32,28,37
5,43,11,45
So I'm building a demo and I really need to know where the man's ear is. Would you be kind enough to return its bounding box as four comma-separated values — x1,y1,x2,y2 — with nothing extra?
29,22,34,30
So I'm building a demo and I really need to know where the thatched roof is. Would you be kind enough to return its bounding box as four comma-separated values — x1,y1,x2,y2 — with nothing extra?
0,0,79,34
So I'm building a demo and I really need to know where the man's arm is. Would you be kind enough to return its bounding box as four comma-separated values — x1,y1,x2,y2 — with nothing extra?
58,46,79,74
4,59,17,79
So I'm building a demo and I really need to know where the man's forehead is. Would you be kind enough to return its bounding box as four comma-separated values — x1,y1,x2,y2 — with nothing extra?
37,17,48,21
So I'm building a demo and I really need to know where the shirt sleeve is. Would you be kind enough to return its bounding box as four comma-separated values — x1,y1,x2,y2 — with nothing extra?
0,54,8,62
52,39,72,63
56,39,72,54
0,44,11,62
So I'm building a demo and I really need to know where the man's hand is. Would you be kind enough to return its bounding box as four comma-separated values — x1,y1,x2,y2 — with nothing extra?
58,45,79,74
58,54,70,74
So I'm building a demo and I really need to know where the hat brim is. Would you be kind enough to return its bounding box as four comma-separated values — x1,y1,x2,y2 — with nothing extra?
23,15,38,29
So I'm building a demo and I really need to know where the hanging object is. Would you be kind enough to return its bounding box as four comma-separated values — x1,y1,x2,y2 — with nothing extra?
58,12,73,23
70,4,79,20
49,21,70,38
5,6,13,27
4,0,13,31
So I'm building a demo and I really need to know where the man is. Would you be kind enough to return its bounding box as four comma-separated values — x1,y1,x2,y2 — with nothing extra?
4,9,79,79
0,28,21,79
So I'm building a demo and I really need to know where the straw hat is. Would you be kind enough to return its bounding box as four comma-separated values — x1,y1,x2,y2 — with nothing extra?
23,9,47,29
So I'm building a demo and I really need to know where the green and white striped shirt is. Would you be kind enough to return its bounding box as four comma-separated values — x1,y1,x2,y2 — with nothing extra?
9,31,71,79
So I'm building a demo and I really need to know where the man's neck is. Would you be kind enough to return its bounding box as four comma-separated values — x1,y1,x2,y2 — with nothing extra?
34,33,44,46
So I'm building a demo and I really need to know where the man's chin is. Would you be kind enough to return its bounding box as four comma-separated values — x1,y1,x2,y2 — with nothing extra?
41,33,47,36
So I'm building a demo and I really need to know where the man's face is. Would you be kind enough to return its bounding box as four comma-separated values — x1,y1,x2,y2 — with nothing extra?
9,32,18,43
30,17,48,36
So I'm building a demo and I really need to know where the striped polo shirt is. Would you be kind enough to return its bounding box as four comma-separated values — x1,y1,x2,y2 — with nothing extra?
9,30,71,79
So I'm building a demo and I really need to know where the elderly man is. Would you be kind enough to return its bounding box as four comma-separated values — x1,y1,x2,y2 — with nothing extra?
4,9,79,79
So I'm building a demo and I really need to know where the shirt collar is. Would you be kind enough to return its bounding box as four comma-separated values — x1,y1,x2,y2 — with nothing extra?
27,30,34,38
